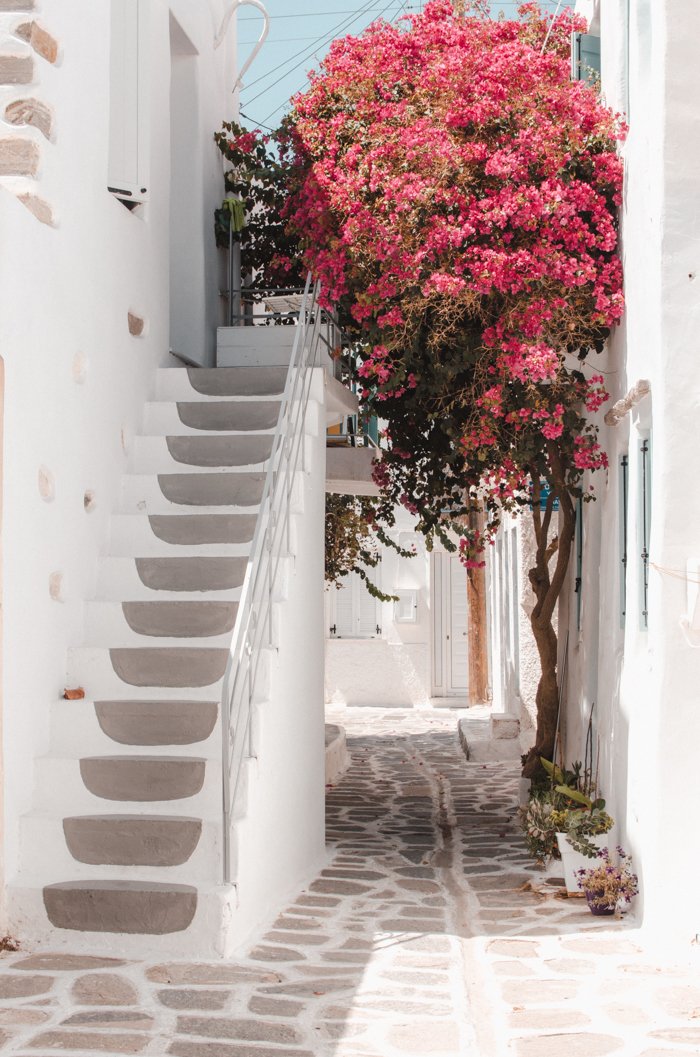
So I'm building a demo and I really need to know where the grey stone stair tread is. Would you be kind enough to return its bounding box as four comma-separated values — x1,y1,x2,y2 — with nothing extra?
136,556,247,592
186,366,287,396
63,815,202,866
148,514,257,546
79,756,206,802
94,700,218,746
43,880,197,934
121,601,238,638
165,435,273,467
176,401,280,432
110,647,229,687
158,473,265,507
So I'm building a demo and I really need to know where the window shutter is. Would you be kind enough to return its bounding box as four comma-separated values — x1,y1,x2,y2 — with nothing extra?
332,578,354,638
357,571,380,637
108,0,148,203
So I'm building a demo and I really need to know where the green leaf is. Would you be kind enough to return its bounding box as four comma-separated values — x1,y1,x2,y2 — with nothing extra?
554,785,593,808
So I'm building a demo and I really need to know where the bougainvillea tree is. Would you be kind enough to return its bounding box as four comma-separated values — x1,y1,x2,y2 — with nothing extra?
214,120,304,289
284,0,624,774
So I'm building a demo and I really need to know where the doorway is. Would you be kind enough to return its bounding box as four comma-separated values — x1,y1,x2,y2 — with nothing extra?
431,552,469,696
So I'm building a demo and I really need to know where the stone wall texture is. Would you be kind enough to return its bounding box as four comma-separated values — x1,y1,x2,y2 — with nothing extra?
0,2,56,220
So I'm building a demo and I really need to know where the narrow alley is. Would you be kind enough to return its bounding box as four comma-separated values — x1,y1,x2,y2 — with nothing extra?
0,706,694,1056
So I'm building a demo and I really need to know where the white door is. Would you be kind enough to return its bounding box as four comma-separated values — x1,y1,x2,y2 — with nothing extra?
431,553,469,695
448,557,469,692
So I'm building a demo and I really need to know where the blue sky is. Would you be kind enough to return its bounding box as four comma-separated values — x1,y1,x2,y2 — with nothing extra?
236,0,565,132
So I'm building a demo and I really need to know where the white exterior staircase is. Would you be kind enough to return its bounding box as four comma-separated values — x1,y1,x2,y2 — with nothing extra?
11,362,313,954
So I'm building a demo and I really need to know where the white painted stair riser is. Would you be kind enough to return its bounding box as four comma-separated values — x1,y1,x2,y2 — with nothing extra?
129,436,271,475
82,601,235,648
95,559,245,601
142,402,278,438
30,756,224,818
18,816,223,885
8,883,240,960
108,514,254,558
48,700,220,759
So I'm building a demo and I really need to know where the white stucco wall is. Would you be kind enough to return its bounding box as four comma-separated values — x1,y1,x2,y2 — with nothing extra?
570,0,700,950
230,381,328,955
0,0,234,926
325,508,433,707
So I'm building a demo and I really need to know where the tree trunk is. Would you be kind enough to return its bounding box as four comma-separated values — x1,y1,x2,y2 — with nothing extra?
521,456,576,778
467,509,489,704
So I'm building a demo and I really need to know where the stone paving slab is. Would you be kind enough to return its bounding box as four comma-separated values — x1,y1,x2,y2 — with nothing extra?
0,705,697,1055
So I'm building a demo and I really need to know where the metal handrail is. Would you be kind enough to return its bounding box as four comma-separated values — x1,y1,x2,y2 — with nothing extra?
221,273,323,884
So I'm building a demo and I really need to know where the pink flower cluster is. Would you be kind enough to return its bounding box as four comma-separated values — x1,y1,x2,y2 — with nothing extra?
284,0,624,552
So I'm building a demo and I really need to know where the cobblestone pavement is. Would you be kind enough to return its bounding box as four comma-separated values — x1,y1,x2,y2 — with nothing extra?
0,705,698,1056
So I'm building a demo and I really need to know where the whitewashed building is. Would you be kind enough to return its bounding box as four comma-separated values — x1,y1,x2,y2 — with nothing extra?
552,0,700,951
0,0,351,958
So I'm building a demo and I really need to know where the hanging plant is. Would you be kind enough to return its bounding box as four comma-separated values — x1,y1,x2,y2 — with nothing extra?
325,494,415,602
214,120,305,289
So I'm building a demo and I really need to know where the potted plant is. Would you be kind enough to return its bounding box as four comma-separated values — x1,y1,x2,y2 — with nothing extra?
518,788,563,864
576,846,639,916
537,758,614,892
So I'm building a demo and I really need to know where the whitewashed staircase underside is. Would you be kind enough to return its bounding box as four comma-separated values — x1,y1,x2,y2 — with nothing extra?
14,363,302,948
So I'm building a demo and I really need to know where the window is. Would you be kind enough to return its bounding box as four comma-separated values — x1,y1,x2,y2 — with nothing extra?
329,570,381,639
639,434,652,629
619,453,629,627
571,31,601,86
108,0,149,206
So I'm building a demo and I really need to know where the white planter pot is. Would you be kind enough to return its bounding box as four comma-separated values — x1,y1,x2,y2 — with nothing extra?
556,832,609,894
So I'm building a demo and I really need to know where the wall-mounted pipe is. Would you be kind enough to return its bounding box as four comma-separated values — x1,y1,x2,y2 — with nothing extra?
215,0,270,92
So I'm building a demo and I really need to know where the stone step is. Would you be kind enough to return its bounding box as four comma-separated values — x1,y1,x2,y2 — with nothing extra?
50,699,218,754
108,514,256,557
9,881,239,957
43,880,198,935
131,435,273,473
31,756,222,817
83,601,238,647
67,646,229,697
63,815,202,867
95,699,218,746
96,557,246,600
156,366,288,401
142,401,279,436
120,472,265,514
79,756,206,802
111,647,229,689
19,814,222,885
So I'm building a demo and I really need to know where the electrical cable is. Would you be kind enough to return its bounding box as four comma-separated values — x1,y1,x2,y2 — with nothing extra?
242,0,388,98
239,3,407,20
255,0,409,126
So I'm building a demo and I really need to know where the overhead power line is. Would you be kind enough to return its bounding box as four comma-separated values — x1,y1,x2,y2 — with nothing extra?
242,0,388,102
255,0,409,127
